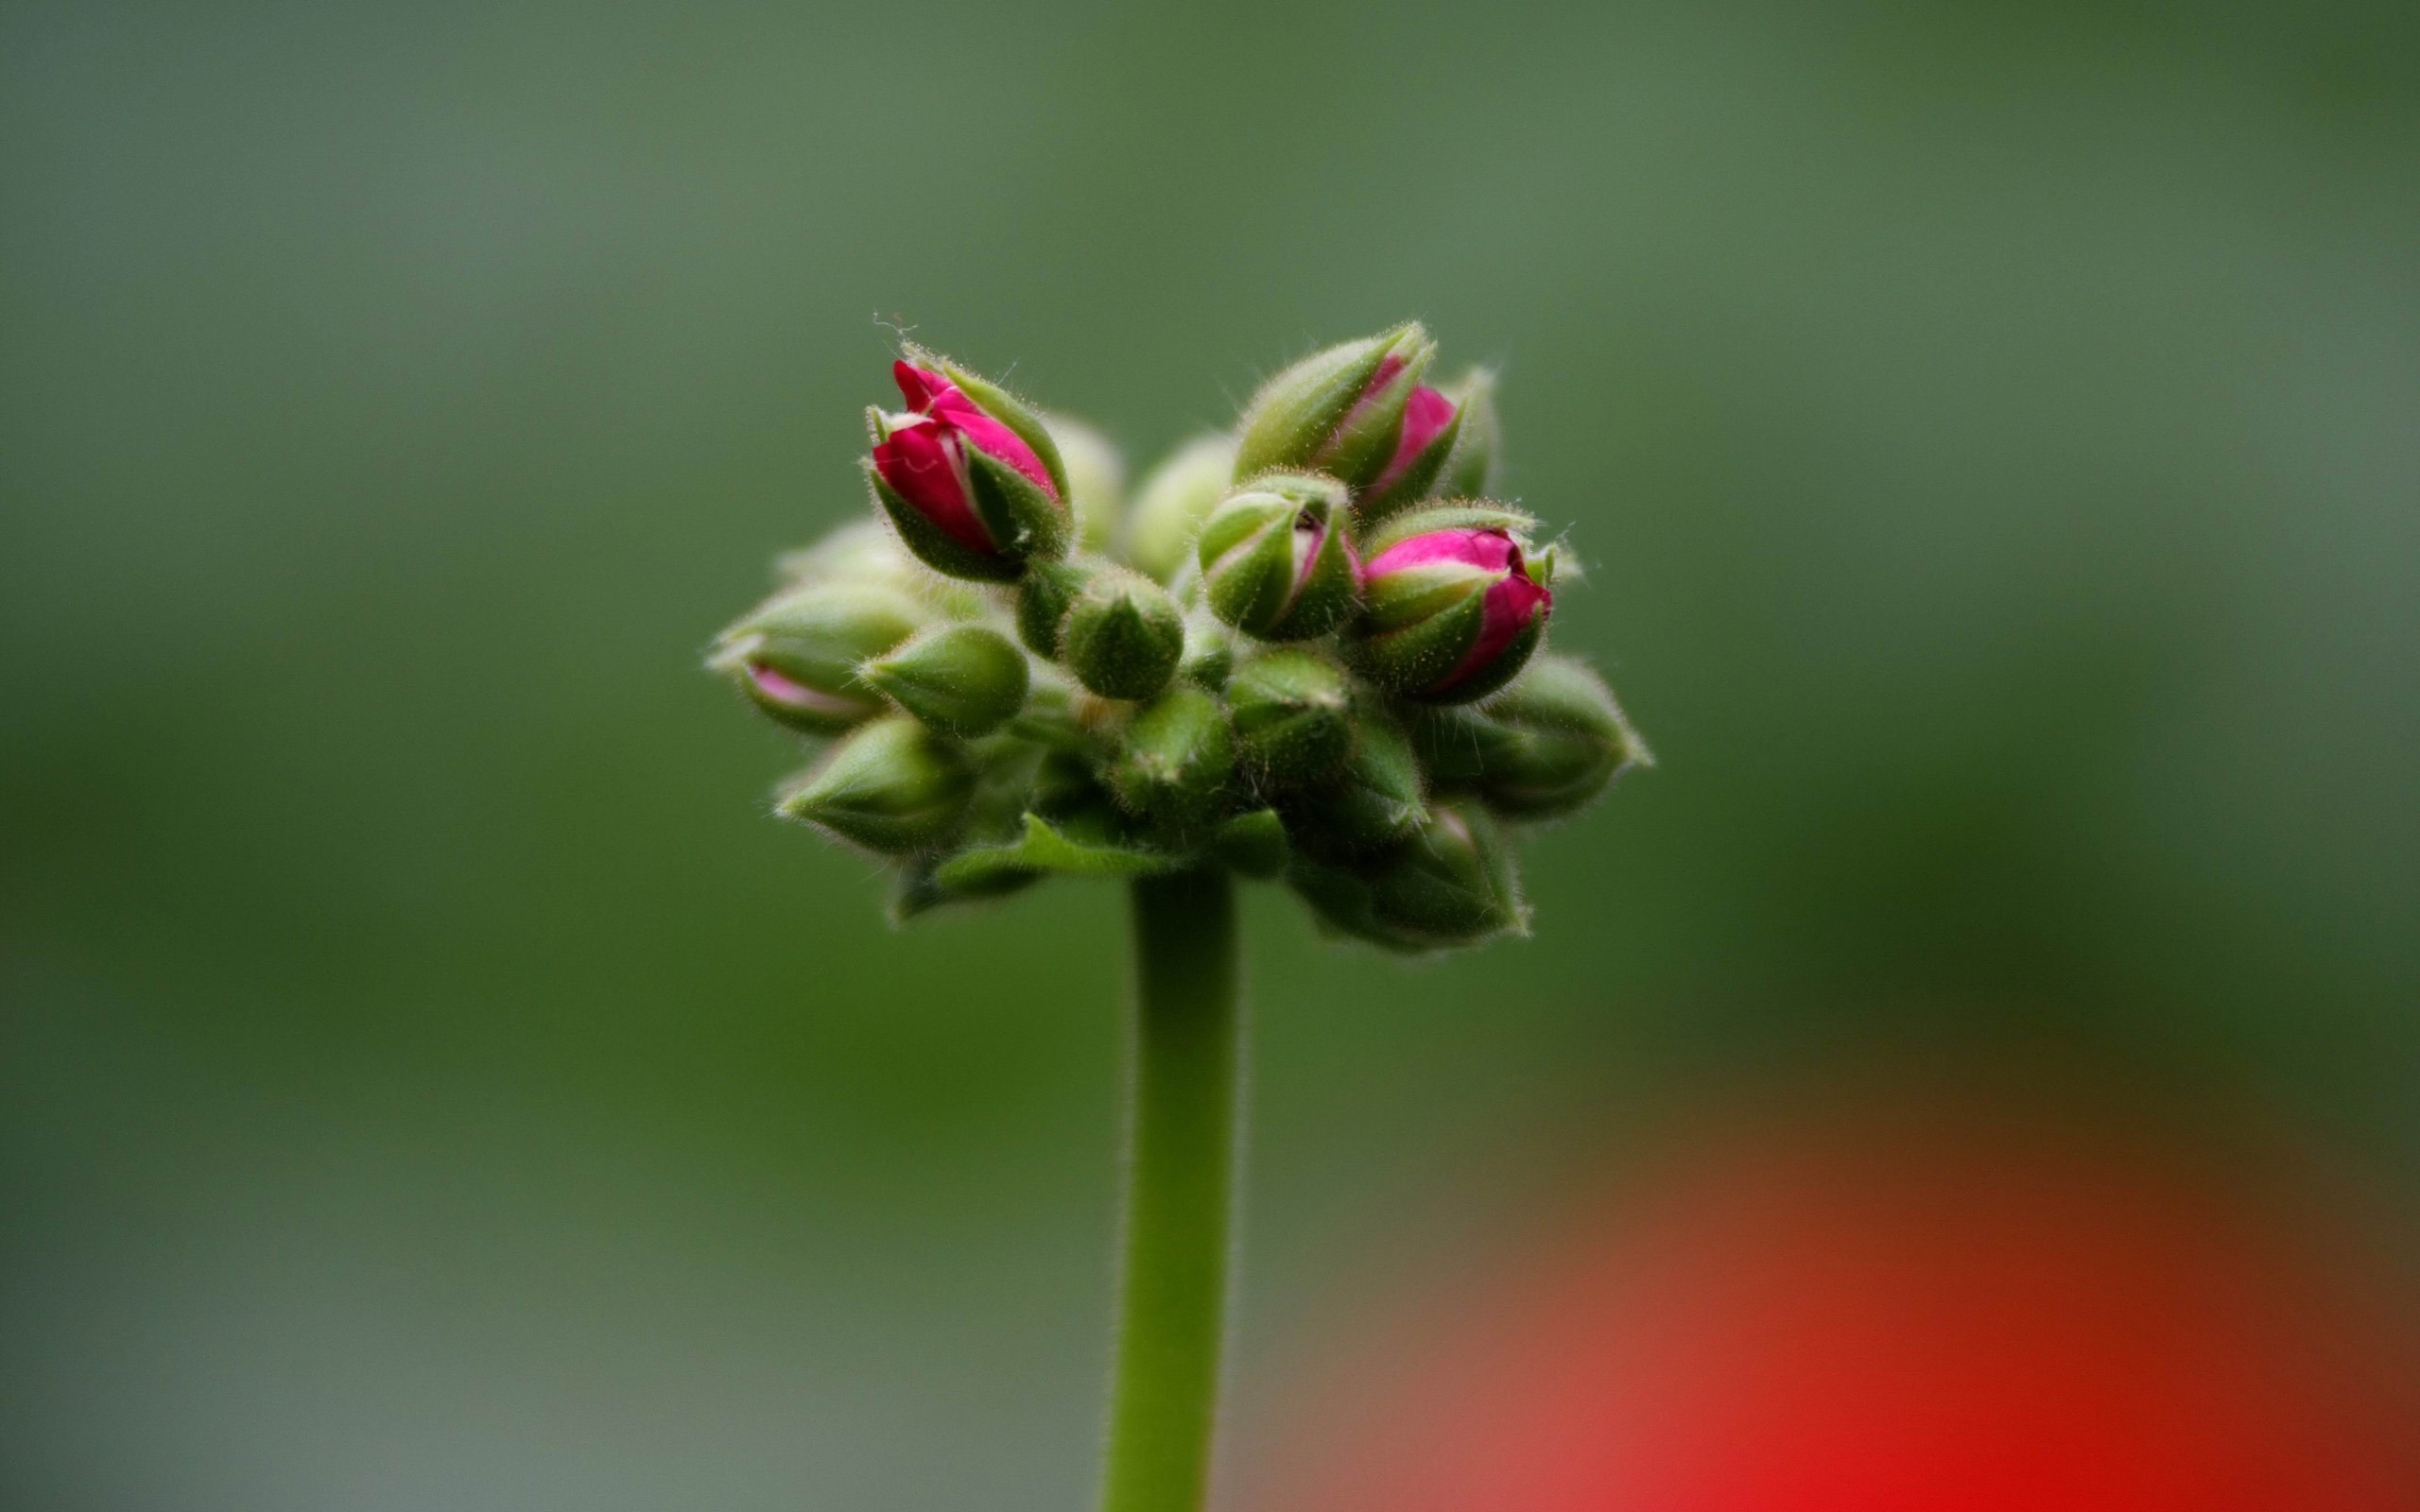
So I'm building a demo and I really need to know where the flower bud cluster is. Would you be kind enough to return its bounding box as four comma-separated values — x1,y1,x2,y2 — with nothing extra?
711,327,1647,952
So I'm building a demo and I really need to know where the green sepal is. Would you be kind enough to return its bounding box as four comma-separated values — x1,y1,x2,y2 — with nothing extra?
1436,655,1652,819
776,716,976,855
1227,648,1353,789
1209,808,1288,879
860,623,1030,738
1196,472,1358,642
964,445,1073,566
1435,368,1500,501
1109,685,1236,828
1285,799,1525,954
935,811,1179,892
867,457,1021,584
1345,585,1489,695
1232,323,1435,490
1063,567,1185,701
890,860,1043,923
1178,607,1235,692
1356,404,1463,527
1413,612,1544,706
1285,712,1426,857
1359,501,1539,556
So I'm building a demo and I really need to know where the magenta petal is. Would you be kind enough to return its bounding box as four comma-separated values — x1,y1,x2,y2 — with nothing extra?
1365,526,1518,579
1435,563,1549,692
892,360,952,412
890,360,1060,503
1368,385,1458,499
873,419,995,553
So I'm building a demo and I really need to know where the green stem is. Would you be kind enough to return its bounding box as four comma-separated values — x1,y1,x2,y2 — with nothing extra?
1102,868,1242,1512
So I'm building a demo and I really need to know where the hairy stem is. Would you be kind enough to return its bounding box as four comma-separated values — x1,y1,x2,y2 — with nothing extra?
1102,868,1243,1512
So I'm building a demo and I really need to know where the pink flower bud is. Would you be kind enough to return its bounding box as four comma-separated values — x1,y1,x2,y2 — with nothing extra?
1354,524,1554,701
871,361,1060,557
1364,384,1459,502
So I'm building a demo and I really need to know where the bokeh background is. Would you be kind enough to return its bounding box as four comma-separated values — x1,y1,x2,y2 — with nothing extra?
4,1,2416,1507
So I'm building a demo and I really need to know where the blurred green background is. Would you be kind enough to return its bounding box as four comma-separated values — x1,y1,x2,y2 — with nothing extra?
3,0,2415,1506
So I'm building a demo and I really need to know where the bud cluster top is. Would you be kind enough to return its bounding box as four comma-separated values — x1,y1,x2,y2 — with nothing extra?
711,325,1648,953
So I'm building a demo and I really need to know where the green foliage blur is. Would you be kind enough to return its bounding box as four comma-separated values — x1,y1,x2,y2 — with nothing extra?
2,0,2413,1505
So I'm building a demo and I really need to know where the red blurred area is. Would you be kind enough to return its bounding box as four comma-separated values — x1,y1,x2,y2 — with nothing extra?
1254,1091,2419,1512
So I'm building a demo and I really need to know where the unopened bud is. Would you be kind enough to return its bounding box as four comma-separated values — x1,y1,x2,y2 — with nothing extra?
711,582,931,735
860,623,1030,738
1226,649,1353,788
1457,655,1650,819
1209,808,1288,879
1177,606,1236,692
1347,506,1554,704
777,715,974,854
1300,713,1427,853
1123,434,1236,583
867,353,1071,582
1109,685,1235,827
1357,382,1463,524
1288,798,1524,953
1196,471,1359,642
1233,323,1437,491
1063,566,1185,701
1046,414,1126,553
1014,556,1098,658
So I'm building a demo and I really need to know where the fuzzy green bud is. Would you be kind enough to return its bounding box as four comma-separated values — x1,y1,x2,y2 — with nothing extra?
1179,606,1236,691
1063,566,1185,701
1451,655,1650,819
1109,685,1235,828
1196,471,1359,642
860,623,1030,738
1233,323,1437,491
1209,808,1289,879
710,581,931,735
1288,712,1426,855
1014,556,1098,658
777,715,974,854
1226,649,1353,788
1123,434,1237,583
1288,799,1524,953
1346,505,1555,704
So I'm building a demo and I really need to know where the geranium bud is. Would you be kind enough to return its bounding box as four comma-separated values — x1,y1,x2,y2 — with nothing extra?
860,623,1031,739
1226,649,1354,789
1046,414,1126,553
710,581,931,735
1063,566,1185,701
1015,556,1099,658
1305,713,1427,853
1123,434,1236,583
1010,665,1097,756
1233,323,1437,491
866,353,1071,582
1288,799,1525,953
1357,382,1463,524
1109,685,1235,827
1434,368,1500,501
1347,506,1554,704
1210,808,1289,879
777,715,975,854
1178,606,1236,692
1425,654,1650,820
1196,471,1359,642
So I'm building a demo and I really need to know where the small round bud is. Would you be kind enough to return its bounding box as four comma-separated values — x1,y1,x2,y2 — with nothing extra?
1456,655,1650,820
777,715,975,854
1014,556,1098,658
1123,434,1237,583
1226,649,1353,789
1233,323,1438,491
867,355,1071,582
711,581,931,735
1178,606,1236,692
1196,472,1359,642
860,623,1030,738
1063,566,1185,701
1045,414,1127,553
1347,506,1553,704
1109,685,1235,828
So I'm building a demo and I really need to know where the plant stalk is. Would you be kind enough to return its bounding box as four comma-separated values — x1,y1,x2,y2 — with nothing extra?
1101,868,1242,1512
